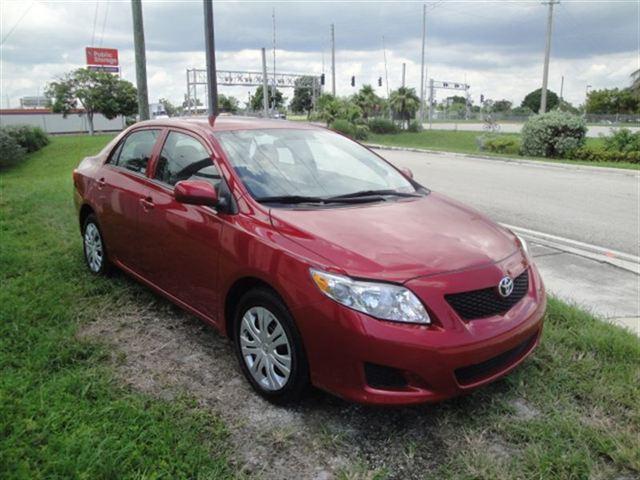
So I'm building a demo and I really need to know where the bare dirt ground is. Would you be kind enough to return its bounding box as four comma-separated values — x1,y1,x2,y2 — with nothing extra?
79,276,528,480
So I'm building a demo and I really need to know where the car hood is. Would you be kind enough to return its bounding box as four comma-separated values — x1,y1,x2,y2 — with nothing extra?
269,192,519,283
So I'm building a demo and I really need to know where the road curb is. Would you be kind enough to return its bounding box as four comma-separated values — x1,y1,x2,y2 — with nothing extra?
366,144,640,176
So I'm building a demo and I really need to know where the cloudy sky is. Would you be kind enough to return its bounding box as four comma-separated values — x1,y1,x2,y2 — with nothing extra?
1,0,638,109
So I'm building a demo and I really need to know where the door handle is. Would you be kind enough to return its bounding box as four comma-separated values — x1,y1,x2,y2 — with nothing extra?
140,196,154,211
97,177,106,189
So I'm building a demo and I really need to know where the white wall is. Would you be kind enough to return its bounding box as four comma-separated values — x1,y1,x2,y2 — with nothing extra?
0,111,125,134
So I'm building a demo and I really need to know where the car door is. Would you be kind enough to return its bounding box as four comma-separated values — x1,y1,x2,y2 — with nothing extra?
137,130,227,320
97,128,162,272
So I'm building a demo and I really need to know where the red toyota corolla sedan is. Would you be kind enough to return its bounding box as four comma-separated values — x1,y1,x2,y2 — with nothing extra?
73,117,546,405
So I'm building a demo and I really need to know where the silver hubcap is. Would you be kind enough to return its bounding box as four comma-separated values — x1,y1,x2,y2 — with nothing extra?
240,306,292,391
84,223,103,272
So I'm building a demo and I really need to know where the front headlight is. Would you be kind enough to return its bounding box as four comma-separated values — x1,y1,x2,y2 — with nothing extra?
310,268,430,324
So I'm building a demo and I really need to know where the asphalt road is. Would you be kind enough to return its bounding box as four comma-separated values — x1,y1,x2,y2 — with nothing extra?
422,122,639,138
379,149,640,256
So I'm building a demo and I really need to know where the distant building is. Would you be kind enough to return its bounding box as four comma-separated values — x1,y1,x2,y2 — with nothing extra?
19,96,50,109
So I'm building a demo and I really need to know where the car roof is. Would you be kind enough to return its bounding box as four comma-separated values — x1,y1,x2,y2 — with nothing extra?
133,115,322,135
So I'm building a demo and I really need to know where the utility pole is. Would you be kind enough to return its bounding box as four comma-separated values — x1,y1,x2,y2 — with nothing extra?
330,24,336,96
402,63,406,88
272,8,276,113
131,0,149,120
382,36,389,99
560,75,564,102
203,0,218,121
419,3,426,122
539,0,559,114
261,47,269,116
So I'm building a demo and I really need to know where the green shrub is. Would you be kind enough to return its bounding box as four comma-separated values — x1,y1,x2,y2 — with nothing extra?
0,129,26,169
521,111,587,158
368,117,399,134
602,128,640,153
478,135,521,155
353,124,369,141
3,125,49,153
570,146,639,164
330,119,356,138
407,120,423,133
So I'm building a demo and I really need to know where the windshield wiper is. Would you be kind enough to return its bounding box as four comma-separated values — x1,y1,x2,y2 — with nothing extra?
255,194,388,205
329,189,421,199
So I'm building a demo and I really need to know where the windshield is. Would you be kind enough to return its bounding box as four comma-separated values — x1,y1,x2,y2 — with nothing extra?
215,129,415,201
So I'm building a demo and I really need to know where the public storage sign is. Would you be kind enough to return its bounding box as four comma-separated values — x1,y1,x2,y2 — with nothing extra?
86,47,119,66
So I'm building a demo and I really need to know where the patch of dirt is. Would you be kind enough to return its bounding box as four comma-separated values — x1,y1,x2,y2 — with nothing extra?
78,280,494,479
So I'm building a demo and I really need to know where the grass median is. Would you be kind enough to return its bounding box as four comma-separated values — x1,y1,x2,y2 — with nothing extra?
0,135,235,479
367,130,639,170
1,135,638,479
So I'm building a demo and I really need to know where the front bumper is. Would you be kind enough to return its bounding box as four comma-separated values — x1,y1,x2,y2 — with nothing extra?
294,253,546,405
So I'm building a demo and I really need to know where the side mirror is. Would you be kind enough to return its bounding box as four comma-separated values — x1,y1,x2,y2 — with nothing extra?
400,167,414,179
174,180,218,207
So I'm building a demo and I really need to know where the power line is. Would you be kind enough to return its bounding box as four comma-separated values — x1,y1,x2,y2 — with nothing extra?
1,2,34,47
91,1,99,46
99,0,110,47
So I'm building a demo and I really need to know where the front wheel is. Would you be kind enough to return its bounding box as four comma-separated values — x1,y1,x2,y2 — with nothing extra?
233,288,309,404
82,214,110,275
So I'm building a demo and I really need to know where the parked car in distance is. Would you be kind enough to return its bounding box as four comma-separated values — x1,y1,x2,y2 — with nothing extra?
73,117,546,405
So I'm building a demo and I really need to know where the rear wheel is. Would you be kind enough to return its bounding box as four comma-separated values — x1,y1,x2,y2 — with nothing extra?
233,288,309,404
82,214,110,275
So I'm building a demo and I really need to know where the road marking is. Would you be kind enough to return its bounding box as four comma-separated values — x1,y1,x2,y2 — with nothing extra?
503,223,640,275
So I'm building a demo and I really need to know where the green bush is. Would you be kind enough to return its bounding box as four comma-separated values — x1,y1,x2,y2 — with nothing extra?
367,117,399,134
353,124,369,141
478,135,521,155
602,128,640,154
0,129,26,169
521,111,587,158
330,119,355,138
407,120,423,133
3,125,49,153
570,146,639,164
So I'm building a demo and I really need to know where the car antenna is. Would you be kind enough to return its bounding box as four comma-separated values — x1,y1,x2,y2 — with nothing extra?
203,0,218,126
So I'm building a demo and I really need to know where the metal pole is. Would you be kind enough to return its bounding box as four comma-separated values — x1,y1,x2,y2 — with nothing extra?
560,75,564,102
428,78,434,129
382,36,389,99
331,24,336,96
272,8,276,113
419,3,426,122
131,0,149,120
203,0,218,120
261,48,269,116
402,63,406,88
186,69,191,116
540,0,558,113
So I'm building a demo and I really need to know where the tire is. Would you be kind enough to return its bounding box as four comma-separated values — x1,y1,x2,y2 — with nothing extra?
233,287,309,404
82,214,111,275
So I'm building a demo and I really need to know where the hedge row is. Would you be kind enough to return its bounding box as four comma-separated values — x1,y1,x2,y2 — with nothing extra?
0,126,50,169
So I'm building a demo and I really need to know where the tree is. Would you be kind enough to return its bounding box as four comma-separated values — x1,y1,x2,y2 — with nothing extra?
389,87,420,129
631,69,640,96
218,94,239,113
159,98,178,117
290,76,315,114
182,95,202,112
250,86,284,112
521,88,559,113
352,85,384,119
493,99,513,113
46,68,137,135
586,88,639,114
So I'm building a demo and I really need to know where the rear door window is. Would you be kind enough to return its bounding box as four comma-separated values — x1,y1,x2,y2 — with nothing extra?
115,129,161,174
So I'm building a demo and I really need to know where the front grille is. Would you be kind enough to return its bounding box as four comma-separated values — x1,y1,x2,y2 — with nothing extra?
455,333,536,385
445,270,529,320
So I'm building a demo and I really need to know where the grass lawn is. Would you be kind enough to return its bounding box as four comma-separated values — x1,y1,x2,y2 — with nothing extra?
367,131,639,170
0,136,235,479
1,135,639,479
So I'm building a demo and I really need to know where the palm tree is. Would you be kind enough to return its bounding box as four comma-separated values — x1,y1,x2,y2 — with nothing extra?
631,69,640,96
389,87,421,129
353,85,383,119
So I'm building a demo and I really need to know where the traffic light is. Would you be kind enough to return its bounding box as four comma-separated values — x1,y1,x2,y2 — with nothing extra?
378,77,382,87
350,76,355,87
480,94,485,104
320,73,325,86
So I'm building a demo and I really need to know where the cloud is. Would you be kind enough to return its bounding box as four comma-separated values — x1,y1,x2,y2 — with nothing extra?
1,0,638,108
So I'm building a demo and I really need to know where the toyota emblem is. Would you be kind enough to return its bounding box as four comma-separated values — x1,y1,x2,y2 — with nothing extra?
498,276,514,298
